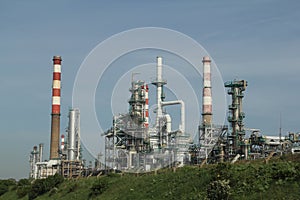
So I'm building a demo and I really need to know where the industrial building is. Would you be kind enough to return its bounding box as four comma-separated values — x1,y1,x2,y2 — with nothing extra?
29,54,300,179
29,57,83,179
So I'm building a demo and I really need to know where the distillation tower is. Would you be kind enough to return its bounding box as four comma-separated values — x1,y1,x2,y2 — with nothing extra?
150,56,189,167
29,144,44,179
61,108,83,178
225,79,247,156
104,56,189,171
105,80,150,170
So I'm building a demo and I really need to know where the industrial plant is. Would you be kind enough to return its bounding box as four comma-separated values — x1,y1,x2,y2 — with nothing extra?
30,57,83,179
29,54,300,179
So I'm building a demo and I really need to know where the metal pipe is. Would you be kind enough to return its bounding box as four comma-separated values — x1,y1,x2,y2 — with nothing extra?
38,143,43,162
144,84,149,128
156,56,163,126
50,56,61,160
161,100,185,133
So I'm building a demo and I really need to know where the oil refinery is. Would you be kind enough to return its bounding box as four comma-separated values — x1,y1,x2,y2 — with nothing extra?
29,55,300,179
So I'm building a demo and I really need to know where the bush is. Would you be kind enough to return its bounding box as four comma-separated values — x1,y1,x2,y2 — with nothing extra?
1,178,16,186
207,179,231,200
18,178,30,187
66,182,78,193
16,185,31,198
0,183,8,196
0,178,17,195
28,179,47,200
89,178,109,198
48,187,58,197
212,163,232,181
44,174,64,190
15,178,31,198
28,174,64,200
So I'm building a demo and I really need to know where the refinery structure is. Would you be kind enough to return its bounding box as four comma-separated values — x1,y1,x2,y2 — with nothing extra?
104,56,190,171
29,54,300,179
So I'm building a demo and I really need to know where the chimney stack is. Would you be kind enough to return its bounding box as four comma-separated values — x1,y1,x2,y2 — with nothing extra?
50,56,62,160
202,56,212,125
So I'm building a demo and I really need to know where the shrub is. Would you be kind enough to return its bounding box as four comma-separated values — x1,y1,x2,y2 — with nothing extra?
89,178,109,198
0,178,17,195
28,174,64,200
44,174,64,190
18,178,30,186
0,183,8,196
14,178,31,198
28,179,47,200
207,179,231,200
66,182,78,193
48,187,58,197
2,179,17,186
212,163,232,181
16,185,31,198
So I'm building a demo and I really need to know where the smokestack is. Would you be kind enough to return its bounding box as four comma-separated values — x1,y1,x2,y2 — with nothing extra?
50,56,62,160
202,56,212,125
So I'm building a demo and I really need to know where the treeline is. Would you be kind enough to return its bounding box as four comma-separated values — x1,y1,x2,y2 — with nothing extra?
0,174,64,200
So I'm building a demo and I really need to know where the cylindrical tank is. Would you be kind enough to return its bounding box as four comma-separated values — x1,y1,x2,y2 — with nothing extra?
67,108,81,161
68,109,76,161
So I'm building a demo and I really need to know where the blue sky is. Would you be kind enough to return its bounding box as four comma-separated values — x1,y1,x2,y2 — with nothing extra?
1,1,300,179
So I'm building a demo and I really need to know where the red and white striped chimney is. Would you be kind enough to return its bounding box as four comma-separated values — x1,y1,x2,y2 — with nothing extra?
144,84,149,128
202,56,212,125
50,56,61,160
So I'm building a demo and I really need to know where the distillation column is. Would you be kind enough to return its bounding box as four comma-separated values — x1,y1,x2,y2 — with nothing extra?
68,108,81,161
50,56,62,160
153,56,166,127
143,84,149,128
225,80,247,154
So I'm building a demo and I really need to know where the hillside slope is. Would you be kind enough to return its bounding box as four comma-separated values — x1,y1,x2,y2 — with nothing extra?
1,154,300,200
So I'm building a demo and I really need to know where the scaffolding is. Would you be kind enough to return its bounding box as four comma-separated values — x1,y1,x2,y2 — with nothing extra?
61,160,83,178
104,113,149,171
198,124,228,163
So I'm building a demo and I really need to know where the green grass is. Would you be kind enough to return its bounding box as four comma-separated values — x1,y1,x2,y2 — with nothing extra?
1,154,300,200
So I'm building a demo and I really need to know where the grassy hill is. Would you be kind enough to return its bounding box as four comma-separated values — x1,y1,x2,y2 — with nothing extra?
1,154,300,200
